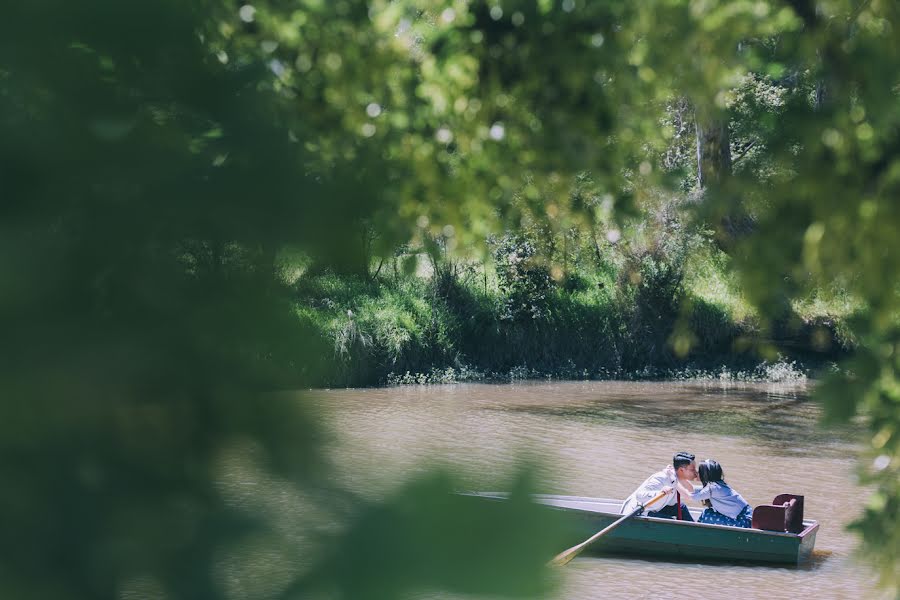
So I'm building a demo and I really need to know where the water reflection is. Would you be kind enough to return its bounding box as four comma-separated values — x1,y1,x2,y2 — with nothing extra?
491,381,861,457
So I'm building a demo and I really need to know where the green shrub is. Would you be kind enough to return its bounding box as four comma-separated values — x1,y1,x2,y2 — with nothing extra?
293,226,848,386
492,234,553,322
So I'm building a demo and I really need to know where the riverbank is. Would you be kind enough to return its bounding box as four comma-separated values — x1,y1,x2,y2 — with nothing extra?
292,268,851,388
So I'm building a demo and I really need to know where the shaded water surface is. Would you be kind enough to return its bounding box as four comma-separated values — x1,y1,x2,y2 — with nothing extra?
313,380,887,599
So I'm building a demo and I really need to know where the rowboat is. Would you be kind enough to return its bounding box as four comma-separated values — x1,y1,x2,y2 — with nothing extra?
464,492,820,565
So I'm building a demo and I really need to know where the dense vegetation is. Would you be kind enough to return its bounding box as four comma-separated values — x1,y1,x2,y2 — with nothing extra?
294,224,851,387
1,0,898,598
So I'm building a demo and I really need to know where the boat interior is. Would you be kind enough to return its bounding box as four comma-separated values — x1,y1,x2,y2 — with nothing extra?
469,492,818,536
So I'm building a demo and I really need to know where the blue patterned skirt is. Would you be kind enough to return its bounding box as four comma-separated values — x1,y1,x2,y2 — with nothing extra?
698,505,752,528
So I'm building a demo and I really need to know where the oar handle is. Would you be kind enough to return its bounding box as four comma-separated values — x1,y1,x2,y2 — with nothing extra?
548,490,669,566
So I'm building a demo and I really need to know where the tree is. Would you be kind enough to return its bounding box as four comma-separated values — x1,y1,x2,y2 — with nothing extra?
2,0,899,596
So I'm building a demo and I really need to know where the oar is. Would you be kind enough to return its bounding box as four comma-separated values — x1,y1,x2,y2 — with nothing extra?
548,490,669,566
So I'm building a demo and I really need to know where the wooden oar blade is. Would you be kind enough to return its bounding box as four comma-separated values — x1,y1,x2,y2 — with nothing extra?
547,490,668,567
548,547,578,567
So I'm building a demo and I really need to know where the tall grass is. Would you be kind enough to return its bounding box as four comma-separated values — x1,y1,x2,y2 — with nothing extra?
292,242,849,387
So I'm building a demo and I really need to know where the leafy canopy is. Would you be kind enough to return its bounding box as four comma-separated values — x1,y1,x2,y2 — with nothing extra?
1,0,899,597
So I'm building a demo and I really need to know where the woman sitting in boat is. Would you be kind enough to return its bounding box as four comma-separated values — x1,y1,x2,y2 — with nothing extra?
677,459,752,528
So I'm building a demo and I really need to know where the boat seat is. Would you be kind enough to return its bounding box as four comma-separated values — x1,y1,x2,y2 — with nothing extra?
752,494,804,533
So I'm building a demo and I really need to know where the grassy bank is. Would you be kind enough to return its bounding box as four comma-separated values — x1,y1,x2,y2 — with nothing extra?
291,241,851,387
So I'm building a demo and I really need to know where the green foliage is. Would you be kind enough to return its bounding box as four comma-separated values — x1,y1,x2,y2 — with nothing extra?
0,2,567,598
307,469,564,600
294,228,819,386
3,0,900,595
492,234,554,322
683,243,757,324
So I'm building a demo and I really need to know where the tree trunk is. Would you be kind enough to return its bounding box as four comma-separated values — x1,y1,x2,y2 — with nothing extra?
695,112,754,247
695,117,732,189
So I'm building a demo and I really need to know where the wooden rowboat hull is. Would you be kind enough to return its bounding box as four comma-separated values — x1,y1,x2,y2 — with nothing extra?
465,493,819,565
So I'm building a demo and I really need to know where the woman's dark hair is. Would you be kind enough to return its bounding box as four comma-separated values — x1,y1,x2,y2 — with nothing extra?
699,460,725,486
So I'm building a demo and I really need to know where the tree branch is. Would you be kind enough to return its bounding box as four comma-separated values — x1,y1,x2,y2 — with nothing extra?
370,256,385,282
731,140,758,166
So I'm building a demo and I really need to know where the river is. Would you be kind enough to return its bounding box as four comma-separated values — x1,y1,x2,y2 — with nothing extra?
312,380,889,599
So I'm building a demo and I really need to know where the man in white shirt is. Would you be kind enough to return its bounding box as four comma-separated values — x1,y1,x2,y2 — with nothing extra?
620,451,699,521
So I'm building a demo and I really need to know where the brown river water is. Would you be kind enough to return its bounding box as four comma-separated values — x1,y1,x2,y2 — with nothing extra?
310,380,890,600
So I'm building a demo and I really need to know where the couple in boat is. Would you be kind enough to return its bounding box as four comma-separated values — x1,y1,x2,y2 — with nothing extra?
621,451,753,528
